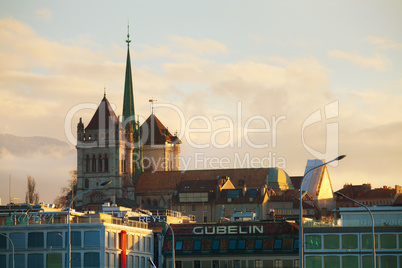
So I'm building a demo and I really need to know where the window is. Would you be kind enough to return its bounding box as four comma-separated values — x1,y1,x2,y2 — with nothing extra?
305,256,322,268
229,240,236,249
84,252,99,267
255,240,262,249
110,232,116,248
255,260,263,268
306,235,321,250
194,260,200,268
47,232,63,249
65,231,81,248
104,155,109,172
362,255,378,268
400,234,402,248
382,256,398,268
249,189,257,198
194,240,201,250
238,240,246,249
134,235,139,250
0,255,4,267
324,256,340,268
176,241,183,250
342,234,358,250
342,256,358,268
380,234,397,249
92,155,96,172
10,254,24,268
28,254,43,268
227,190,240,198
362,234,378,250
28,232,44,248
178,192,208,202
110,253,116,268
274,239,282,249
192,205,196,212
212,260,219,268
84,231,100,247
274,259,283,268
324,235,340,250
85,179,89,189
212,240,220,250
47,253,62,267
85,155,90,172
98,155,102,171
10,232,25,249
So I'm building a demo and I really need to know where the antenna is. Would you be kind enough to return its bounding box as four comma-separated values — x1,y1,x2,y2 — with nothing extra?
149,98,157,114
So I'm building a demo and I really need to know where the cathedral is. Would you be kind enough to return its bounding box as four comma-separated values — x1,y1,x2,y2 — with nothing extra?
75,31,181,210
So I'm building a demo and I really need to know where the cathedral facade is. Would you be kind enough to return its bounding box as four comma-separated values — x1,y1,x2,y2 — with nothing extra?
75,32,180,209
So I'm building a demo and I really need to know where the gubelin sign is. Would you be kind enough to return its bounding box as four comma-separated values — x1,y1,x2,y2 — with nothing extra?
11,209,59,223
192,225,264,235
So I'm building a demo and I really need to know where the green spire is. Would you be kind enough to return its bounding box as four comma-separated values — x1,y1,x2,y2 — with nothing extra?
122,26,135,129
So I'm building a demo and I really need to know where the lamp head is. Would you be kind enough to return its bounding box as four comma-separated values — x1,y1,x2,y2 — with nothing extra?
335,155,347,161
101,180,112,186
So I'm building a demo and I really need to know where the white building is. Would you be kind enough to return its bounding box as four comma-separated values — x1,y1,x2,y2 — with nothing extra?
0,204,154,268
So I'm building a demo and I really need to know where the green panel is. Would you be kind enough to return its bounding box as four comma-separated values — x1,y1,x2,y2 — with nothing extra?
47,253,62,268
380,234,397,249
342,256,358,268
324,235,339,250
342,234,358,250
306,256,322,268
306,235,322,250
323,256,340,268
362,255,379,268
380,255,397,268
362,234,378,249
399,234,402,249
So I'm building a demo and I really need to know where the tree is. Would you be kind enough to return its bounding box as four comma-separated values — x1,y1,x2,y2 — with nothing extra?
25,175,39,204
53,170,77,208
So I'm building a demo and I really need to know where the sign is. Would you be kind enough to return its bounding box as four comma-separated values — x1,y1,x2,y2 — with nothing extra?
137,215,167,223
192,225,264,235
11,209,59,223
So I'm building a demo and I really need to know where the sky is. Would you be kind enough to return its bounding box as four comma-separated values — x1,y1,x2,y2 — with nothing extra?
0,1,401,204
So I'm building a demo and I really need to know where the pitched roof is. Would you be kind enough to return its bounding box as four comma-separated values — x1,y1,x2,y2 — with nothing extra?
134,168,272,192
140,114,181,145
85,96,119,130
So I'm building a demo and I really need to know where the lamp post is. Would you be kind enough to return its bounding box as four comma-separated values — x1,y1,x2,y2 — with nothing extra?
67,180,111,268
299,155,346,268
335,192,376,268
0,233,14,268
139,209,175,268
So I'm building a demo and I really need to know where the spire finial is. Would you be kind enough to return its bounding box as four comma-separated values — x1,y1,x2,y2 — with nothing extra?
126,24,131,47
149,97,157,114
104,86,106,97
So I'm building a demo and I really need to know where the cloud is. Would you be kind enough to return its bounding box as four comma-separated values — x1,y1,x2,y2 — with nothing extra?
368,36,402,49
328,50,390,71
34,9,52,21
170,35,228,55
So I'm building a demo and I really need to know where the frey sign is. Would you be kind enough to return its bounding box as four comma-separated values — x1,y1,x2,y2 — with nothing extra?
192,225,264,235
138,215,167,223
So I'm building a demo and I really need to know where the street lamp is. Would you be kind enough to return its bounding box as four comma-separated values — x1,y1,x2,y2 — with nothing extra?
334,191,376,268
139,209,175,268
0,233,14,268
67,180,111,268
299,155,346,268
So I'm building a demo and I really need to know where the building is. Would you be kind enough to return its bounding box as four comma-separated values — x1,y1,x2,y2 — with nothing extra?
304,206,402,268
163,221,299,268
0,204,154,268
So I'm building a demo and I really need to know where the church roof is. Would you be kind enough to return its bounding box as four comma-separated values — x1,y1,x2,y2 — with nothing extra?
85,96,119,130
140,114,181,145
135,168,277,192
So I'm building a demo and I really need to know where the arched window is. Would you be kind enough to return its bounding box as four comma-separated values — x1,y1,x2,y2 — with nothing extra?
85,179,89,189
85,155,90,173
92,155,96,172
98,155,102,172
104,154,109,172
